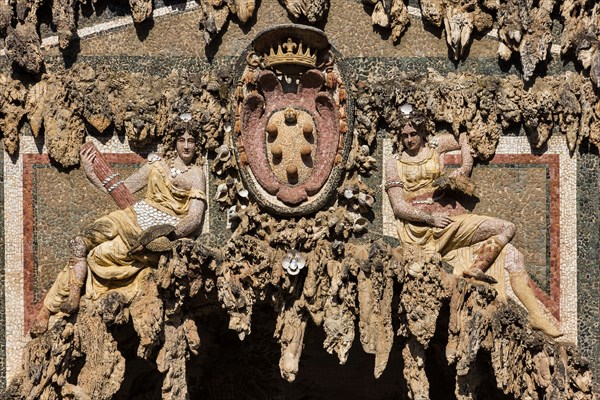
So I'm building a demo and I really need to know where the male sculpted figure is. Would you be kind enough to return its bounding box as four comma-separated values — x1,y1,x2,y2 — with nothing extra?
31,122,206,336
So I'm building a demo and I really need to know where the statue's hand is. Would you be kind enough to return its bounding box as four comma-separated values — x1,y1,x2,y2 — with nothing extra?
430,213,453,228
129,224,176,255
80,146,96,175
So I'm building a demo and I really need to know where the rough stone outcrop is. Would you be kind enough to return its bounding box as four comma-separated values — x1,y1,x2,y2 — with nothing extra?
0,0,599,88
0,65,225,166
353,70,600,157
2,238,593,399
280,0,329,23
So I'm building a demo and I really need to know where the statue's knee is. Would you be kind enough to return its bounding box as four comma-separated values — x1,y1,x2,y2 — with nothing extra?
503,221,516,240
69,236,89,258
504,244,525,273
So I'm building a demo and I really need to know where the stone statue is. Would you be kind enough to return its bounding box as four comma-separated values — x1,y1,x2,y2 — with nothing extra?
385,105,562,338
31,120,207,336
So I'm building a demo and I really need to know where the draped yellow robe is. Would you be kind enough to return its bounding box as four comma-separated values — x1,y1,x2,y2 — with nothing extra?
44,161,205,311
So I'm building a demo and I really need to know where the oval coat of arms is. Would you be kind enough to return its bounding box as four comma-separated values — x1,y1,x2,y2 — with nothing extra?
232,25,352,216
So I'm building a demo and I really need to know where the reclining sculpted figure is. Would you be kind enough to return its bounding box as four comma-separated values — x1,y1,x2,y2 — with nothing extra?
385,105,562,338
31,120,207,336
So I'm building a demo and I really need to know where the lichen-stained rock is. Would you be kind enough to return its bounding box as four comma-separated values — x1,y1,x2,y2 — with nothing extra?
51,0,77,50
280,0,328,23
419,0,493,60
4,22,44,74
198,0,256,44
0,75,27,155
496,0,555,81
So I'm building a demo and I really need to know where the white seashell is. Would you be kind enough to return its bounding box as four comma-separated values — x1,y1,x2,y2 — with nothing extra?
216,144,231,162
407,262,423,278
352,216,369,233
343,189,355,199
360,145,370,156
237,188,249,199
357,192,375,207
215,183,229,201
227,205,239,221
282,251,306,276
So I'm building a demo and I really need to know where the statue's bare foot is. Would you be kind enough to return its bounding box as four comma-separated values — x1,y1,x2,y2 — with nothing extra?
530,317,563,338
60,291,81,315
30,307,51,337
462,268,498,284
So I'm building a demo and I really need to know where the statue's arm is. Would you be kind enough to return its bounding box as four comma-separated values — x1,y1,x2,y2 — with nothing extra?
386,158,452,228
386,158,432,225
123,163,151,194
80,146,108,194
436,133,473,177
174,166,206,238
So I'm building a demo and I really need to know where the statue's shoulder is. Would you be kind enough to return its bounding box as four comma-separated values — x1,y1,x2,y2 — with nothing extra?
147,153,162,164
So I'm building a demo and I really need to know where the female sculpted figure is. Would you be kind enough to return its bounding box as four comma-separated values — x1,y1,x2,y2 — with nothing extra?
385,105,561,338
31,121,207,336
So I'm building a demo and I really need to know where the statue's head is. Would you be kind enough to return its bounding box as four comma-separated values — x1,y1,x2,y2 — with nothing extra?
397,104,427,136
396,104,429,154
161,115,203,165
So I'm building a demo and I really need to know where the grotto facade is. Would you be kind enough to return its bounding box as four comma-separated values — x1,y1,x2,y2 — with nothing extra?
0,0,599,399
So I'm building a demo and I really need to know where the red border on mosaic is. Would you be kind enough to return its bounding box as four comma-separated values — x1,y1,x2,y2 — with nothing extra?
22,152,562,332
22,153,144,334
445,153,560,320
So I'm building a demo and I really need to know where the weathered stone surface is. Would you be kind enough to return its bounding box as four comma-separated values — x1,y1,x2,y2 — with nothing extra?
4,22,43,74
280,0,329,23
3,236,593,399
1,65,224,166
354,70,600,157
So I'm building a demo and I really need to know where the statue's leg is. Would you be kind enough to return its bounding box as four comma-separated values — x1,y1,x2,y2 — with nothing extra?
463,218,516,284
30,305,52,337
505,245,562,338
59,236,90,314
30,236,90,337
30,219,118,336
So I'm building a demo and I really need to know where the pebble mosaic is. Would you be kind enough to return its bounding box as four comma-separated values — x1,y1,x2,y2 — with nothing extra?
0,145,5,389
382,136,576,341
577,151,600,390
0,1,597,392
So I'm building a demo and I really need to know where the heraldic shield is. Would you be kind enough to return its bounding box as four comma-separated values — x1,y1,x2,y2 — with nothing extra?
233,25,352,216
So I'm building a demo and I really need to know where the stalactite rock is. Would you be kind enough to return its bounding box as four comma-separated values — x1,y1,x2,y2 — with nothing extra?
51,0,77,49
0,75,27,155
4,22,43,74
497,0,555,81
129,0,153,23
281,0,328,23
3,234,594,399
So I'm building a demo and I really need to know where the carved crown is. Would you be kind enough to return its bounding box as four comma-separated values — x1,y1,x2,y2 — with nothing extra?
263,38,317,68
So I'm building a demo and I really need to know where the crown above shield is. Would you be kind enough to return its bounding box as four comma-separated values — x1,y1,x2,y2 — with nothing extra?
263,38,317,68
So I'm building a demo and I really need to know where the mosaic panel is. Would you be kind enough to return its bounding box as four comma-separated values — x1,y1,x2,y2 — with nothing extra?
0,144,5,389
22,154,143,333
577,151,600,392
381,137,570,329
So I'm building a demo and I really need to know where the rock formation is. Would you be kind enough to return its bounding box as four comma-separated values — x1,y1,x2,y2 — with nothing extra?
1,239,593,399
